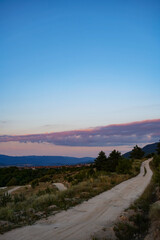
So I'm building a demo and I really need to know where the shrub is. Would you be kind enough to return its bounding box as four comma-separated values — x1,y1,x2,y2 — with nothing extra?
39,175,51,182
13,193,26,204
0,193,12,207
114,222,137,240
31,179,39,189
94,151,108,171
32,194,56,210
149,201,160,221
116,158,132,174
130,145,144,159
6,177,17,186
0,207,15,222
129,213,148,233
153,155,160,168
108,150,122,172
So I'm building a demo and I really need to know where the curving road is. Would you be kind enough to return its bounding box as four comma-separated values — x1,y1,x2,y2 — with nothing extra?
1,159,153,240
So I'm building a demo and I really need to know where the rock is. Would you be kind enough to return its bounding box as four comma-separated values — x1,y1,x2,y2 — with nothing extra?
119,215,128,222
28,208,35,213
0,220,13,226
48,205,57,210
64,198,71,201
35,211,44,217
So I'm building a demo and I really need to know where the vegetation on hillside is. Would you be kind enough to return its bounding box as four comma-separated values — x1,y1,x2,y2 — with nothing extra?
156,141,160,155
0,148,145,234
0,167,68,187
94,150,133,174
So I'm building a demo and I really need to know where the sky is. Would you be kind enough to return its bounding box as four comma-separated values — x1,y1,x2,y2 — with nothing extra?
0,0,160,157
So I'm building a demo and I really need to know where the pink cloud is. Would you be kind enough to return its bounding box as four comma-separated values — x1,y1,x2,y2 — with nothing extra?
0,119,160,147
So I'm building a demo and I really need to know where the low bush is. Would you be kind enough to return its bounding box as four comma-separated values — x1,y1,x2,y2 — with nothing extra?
114,222,137,240
13,193,25,204
149,201,160,221
31,179,39,189
0,193,12,207
0,156,143,234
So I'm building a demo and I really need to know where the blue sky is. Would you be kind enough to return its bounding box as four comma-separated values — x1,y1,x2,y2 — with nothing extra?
0,0,160,156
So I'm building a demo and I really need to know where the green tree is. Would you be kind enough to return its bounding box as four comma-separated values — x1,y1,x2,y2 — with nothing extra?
153,154,160,168
116,158,132,174
6,177,17,186
130,145,144,159
94,151,108,171
0,193,12,207
108,150,122,172
153,154,160,186
156,141,160,155
31,179,39,188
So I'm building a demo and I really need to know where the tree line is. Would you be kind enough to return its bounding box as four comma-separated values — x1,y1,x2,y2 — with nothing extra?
0,143,159,187
94,145,145,173
0,167,63,187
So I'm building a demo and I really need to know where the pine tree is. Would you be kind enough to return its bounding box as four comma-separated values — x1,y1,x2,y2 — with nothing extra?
108,150,122,171
156,141,160,155
130,145,144,159
94,151,107,171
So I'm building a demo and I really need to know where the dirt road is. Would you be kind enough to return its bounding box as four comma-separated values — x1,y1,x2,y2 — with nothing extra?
1,159,152,240
0,186,21,194
7,186,22,194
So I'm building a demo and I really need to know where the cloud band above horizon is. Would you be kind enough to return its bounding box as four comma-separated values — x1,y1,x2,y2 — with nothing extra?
0,119,160,147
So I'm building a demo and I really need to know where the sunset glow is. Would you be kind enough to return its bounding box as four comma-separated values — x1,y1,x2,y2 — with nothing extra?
1,1,160,157
0,119,159,156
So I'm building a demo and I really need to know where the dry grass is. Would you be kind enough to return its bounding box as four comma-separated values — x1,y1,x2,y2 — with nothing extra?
131,158,144,176
12,182,58,197
0,159,143,234
149,201,160,221
0,173,131,233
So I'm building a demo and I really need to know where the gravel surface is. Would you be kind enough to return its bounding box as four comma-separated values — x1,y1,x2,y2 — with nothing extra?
7,186,22,194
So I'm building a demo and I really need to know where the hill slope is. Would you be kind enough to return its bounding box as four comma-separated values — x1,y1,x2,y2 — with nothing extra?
123,142,158,158
0,159,152,240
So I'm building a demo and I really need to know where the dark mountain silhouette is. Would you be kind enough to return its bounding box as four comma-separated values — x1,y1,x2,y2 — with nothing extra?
0,155,94,167
123,142,158,158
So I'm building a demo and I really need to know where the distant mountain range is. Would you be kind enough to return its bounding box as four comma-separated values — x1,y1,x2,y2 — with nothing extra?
0,155,94,167
123,142,158,158
0,142,158,167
